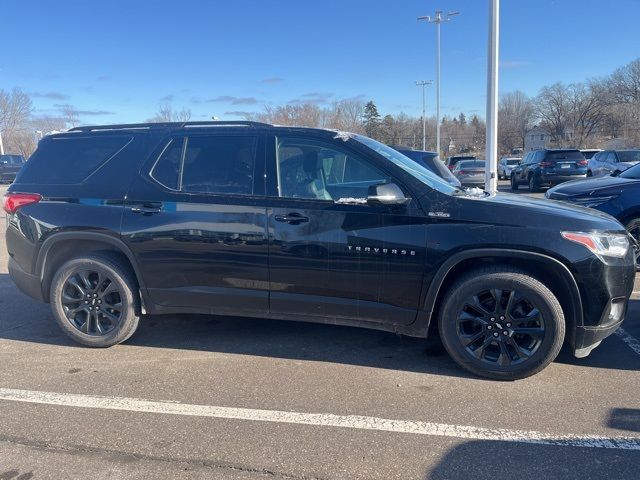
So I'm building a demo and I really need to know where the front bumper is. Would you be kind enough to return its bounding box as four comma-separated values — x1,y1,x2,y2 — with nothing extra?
8,256,45,302
570,251,635,357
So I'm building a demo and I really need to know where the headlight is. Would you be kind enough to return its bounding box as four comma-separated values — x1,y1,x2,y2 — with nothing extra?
569,195,618,208
561,231,630,258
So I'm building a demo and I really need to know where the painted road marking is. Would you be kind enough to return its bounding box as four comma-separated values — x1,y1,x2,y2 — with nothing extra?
615,327,640,356
0,388,639,450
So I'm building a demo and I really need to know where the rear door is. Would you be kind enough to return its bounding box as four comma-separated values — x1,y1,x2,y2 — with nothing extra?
121,130,270,315
265,134,426,326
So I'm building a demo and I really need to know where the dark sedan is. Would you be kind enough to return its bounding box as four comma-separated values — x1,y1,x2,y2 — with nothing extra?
547,163,640,267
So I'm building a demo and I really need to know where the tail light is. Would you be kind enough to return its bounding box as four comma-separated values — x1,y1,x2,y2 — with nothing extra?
577,159,588,166
459,170,468,175
2,193,42,214
540,161,554,167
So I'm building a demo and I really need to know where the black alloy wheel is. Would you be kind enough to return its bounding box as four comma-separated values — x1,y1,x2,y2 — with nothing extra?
50,255,140,347
438,267,564,380
61,269,123,336
455,288,545,367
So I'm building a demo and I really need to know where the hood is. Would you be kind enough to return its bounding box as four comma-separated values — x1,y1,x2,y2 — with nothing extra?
454,191,623,231
547,175,639,197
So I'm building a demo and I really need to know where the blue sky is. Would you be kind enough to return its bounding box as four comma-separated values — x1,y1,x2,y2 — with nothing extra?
1,0,638,124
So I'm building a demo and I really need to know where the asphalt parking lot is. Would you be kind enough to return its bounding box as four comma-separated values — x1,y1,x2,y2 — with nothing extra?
1,182,639,479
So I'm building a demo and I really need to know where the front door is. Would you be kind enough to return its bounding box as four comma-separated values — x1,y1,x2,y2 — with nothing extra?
121,131,270,316
266,134,426,326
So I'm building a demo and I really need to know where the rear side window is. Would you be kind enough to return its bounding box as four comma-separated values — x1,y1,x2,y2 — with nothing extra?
18,136,132,184
150,138,184,190
181,135,257,195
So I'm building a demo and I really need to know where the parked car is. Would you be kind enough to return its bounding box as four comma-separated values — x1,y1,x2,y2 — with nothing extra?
4,122,635,380
446,155,476,172
580,149,601,160
510,149,588,192
547,162,640,269
498,157,521,180
0,154,26,183
453,159,486,188
391,147,461,187
587,149,640,177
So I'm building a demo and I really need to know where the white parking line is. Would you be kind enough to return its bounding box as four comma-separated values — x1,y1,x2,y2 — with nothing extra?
615,327,640,356
0,388,639,450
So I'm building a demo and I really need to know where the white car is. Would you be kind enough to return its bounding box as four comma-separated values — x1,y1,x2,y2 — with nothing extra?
498,157,521,180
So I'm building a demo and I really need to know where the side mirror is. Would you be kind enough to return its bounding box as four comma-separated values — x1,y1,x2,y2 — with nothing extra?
367,183,410,206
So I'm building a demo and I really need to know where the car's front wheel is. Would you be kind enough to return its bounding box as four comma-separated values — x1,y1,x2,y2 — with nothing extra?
438,267,565,380
49,255,140,347
510,174,518,190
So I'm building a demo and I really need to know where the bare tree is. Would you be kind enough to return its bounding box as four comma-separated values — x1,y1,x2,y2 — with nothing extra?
498,91,533,153
147,104,192,123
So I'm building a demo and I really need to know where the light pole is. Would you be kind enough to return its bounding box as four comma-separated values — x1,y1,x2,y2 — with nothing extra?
485,0,500,192
418,10,459,159
0,130,4,155
415,80,433,151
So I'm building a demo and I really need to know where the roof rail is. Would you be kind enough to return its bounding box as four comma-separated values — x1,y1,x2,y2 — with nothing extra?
68,121,273,133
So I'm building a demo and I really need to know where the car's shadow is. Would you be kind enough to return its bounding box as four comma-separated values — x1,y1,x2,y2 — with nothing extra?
1,273,639,378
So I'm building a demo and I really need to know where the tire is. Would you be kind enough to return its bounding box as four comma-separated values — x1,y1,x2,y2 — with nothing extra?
510,174,519,190
49,255,141,347
438,267,565,380
587,170,593,177
528,174,540,193
625,218,640,272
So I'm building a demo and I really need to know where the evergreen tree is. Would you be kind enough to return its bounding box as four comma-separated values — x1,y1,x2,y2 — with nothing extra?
362,101,381,139
458,112,467,125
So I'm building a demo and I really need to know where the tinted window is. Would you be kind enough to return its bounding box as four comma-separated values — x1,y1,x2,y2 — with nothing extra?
17,136,132,184
150,138,183,190
506,159,520,165
458,160,485,168
617,150,640,163
181,135,256,195
545,150,585,161
277,137,390,201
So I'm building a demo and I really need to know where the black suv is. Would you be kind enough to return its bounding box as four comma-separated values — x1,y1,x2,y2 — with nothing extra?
4,122,636,380
511,149,588,192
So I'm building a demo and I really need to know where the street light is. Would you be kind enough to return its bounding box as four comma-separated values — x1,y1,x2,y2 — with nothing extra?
485,0,500,192
418,10,459,159
0,129,4,155
415,80,433,151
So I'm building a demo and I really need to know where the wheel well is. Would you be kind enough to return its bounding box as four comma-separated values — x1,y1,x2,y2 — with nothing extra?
429,256,577,340
41,239,139,303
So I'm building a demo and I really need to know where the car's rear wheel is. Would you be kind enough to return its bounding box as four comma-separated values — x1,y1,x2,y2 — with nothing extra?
528,174,539,192
587,170,593,177
510,174,518,190
438,267,565,380
625,218,640,271
50,255,140,347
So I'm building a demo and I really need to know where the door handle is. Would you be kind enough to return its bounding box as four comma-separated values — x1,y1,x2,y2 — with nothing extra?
274,213,309,225
130,203,161,215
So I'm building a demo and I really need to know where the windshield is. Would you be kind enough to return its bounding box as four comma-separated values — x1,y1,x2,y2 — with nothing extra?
617,150,640,163
505,159,520,165
353,135,458,194
619,162,640,179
